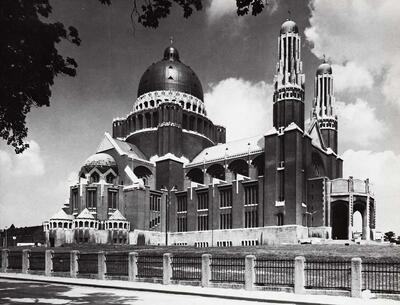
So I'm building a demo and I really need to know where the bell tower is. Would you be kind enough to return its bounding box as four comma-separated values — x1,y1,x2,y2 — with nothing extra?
273,19,305,130
312,59,338,153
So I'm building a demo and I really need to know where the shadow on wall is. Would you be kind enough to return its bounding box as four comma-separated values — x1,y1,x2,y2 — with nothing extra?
137,233,146,246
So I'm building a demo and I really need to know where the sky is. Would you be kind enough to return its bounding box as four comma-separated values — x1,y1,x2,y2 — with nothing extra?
0,0,399,234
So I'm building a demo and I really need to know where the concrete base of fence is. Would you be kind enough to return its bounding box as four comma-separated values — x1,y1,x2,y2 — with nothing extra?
294,256,305,294
128,252,138,281
45,250,54,276
245,255,255,291
1,250,8,273
22,250,30,274
351,258,362,298
201,254,211,288
163,253,172,285
70,251,79,278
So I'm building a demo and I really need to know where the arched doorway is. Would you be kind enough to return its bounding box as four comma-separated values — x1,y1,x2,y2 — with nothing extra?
331,201,348,240
353,200,367,239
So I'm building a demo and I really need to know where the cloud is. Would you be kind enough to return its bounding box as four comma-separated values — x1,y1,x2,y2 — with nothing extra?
205,78,274,141
342,149,400,234
332,62,374,92
206,0,279,24
336,99,387,148
0,140,45,177
305,0,400,110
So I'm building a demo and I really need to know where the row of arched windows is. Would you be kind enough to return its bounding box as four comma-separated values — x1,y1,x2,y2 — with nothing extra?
48,220,130,231
134,97,205,115
105,221,130,230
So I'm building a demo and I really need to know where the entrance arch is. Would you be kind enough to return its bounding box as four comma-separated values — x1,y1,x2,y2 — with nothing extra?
331,201,348,240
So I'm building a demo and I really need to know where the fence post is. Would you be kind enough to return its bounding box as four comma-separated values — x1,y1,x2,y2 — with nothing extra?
294,256,305,294
245,255,256,290
1,249,9,272
22,249,30,274
70,250,79,278
201,254,211,287
98,251,106,280
128,252,138,281
351,257,362,298
163,253,172,285
45,250,54,276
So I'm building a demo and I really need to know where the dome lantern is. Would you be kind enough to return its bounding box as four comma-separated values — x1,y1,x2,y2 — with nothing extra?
280,19,299,34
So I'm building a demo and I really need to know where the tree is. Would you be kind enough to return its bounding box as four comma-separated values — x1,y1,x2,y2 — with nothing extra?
1,0,80,153
1,0,267,153
384,231,396,243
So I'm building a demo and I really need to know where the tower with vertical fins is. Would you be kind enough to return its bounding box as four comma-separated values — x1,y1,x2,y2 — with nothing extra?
312,60,338,153
273,19,305,130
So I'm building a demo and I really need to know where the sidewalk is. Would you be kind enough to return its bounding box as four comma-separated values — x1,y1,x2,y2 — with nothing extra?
0,272,398,305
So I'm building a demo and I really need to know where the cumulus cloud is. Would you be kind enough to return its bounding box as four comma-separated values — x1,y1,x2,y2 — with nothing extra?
305,0,400,110
206,0,279,24
332,62,374,92
342,149,400,234
205,78,274,141
0,140,45,177
336,99,387,147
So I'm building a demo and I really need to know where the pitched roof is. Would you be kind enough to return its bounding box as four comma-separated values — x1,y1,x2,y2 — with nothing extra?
190,135,264,165
50,209,74,221
97,132,147,161
108,209,127,221
76,208,95,219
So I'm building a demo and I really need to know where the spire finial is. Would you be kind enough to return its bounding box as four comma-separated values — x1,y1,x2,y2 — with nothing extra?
288,10,291,19
169,36,174,46
323,54,326,63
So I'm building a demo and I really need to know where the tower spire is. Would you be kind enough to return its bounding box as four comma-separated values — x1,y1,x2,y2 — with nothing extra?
312,58,338,153
273,19,305,130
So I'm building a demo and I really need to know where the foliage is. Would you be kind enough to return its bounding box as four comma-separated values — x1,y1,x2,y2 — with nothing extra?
0,0,80,153
99,0,266,28
1,0,267,153
384,231,396,243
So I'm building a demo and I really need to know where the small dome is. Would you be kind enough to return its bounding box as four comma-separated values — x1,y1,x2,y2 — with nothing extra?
82,153,118,174
280,20,299,34
316,62,332,75
137,45,204,101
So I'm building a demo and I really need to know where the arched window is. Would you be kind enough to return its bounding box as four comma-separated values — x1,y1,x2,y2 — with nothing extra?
106,173,115,184
186,168,204,184
63,222,68,229
84,221,89,227
90,172,100,183
119,222,123,228
58,222,62,228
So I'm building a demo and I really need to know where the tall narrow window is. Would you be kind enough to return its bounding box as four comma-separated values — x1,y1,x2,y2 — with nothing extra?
277,213,284,226
86,189,97,212
108,189,118,212
72,190,78,213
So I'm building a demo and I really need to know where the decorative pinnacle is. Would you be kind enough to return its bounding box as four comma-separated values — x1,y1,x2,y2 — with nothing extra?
323,54,327,63
169,36,174,46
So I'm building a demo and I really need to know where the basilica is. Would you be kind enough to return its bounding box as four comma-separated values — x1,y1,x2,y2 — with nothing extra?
44,20,376,247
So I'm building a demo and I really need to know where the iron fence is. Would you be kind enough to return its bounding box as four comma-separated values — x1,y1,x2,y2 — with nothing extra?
362,261,400,294
106,252,129,276
255,258,294,287
53,252,70,273
305,259,351,290
171,256,202,280
29,251,45,271
8,251,22,270
136,255,163,278
211,257,245,283
78,253,98,274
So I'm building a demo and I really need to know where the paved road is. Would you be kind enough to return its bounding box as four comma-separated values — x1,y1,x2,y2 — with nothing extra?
0,279,291,305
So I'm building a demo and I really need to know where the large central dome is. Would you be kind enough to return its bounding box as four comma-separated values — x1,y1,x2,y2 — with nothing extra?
137,46,204,101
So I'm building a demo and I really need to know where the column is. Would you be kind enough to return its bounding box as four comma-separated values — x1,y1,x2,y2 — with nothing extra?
98,251,106,280
70,250,79,278
128,252,138,281
163,253,172,285
201,254,211,287
294,256,305,294
1,249,9,272
245,255,256,291
22,249,30,274
45,250,54,276
348,194,353,240
351,258,362,298
364,196,370,241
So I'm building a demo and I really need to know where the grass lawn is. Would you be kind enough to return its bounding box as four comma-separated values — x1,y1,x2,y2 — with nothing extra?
7,243,397,261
